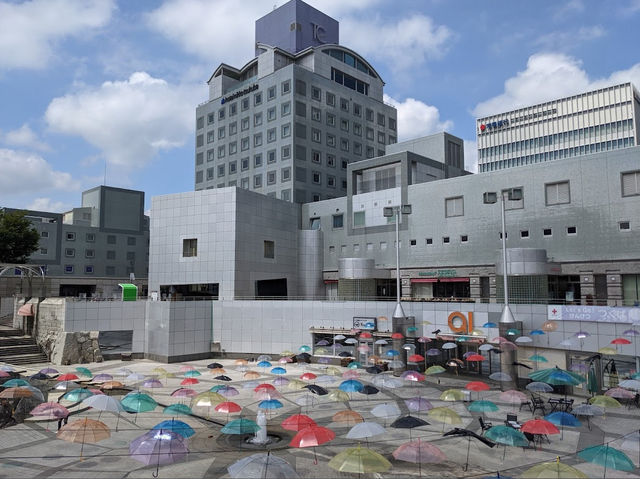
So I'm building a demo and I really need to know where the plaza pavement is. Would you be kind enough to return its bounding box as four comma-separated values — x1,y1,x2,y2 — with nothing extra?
1,357,640,478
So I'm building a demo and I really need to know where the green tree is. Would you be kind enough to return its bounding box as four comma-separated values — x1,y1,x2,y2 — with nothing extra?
0,210,40,263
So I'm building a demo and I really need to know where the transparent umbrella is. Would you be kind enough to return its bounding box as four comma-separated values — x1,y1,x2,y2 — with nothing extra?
228,452,299,479
328,446,391,474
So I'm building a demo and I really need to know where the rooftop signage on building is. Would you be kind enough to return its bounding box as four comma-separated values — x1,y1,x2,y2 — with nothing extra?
547,305,640,323
418,269,457,278
478,108,558,134
221,84,259,105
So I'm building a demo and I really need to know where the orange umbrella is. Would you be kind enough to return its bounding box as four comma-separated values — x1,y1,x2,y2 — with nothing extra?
209,368,226,375
101,381,124,390
465,381,490,392
234,359,248,365
332,410,364,425
244,371,260,379
57,418,110,456
0,387,33,399
466,354,487,362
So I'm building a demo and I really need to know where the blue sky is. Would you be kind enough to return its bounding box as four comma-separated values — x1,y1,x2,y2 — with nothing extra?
1,0,640,212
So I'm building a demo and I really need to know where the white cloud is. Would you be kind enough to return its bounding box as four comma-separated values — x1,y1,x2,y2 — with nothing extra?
0,0,115,70
341,14,453,71
2,124,50,151
0,149,78,198
463,140,478,173
552,0,584,21
472,53,640,117
45,72,204,170
27,197,71,213
383,94,452,141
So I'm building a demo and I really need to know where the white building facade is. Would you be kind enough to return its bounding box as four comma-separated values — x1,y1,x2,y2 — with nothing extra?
476,82,640,172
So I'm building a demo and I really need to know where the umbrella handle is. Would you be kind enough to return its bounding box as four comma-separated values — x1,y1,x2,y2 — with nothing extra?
152,468,159,478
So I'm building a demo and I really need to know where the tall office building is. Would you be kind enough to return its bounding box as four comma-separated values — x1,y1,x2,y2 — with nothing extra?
194,0,397,203
476,82,640,172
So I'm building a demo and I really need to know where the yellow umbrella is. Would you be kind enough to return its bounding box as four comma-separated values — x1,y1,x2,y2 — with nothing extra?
328,390,350,402
333,410,364,425
425,366,446,375
522,459,588,478
280,350,294,356
326,367,342,376
589,395,621,409
287,379,306,390
244,371,260,379
598,347,617,355
328,445,391,474
428,407,462,425
440,389,465,401
151,367,167,374
191,392,225,408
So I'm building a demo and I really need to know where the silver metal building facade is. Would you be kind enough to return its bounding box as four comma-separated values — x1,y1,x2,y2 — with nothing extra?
194,0,397,203
477,82,640,172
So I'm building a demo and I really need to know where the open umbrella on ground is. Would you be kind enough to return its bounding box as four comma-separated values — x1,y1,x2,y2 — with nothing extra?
259,399,283,410
282,414,316,431
290,425,335,463
57,418,110,457
393,438,445,472
179,365,195,372
339,379,363,394
286,379,306,390
244,371,261,380
183,370,201,378
3,378,30,387
299,372,317,381
163,404,192,416
346,421,386,443
92,374,113,383
372,376,403,389
143,379,164,389
485,425,529,454
332,409,363,425
328,446,391,474
440,389,465,401
130,429,188,477
214,375,232,382
358,385,379,397
101,381,124,390
468,400,499,415
82,394,124,430
271,367,287,375
618,379,640,390
372,403,401,421
40,367,59,375
578,444,634,477
521,418,560,440
402,371,425,382
0,387,33,400
222,418,261,435
153,420,195,438
62,388,94,403
208,362,224,369
342,370,360,380
499,390,528,407
54,381,79,391
522,459,588,478
466,381,490,392
328,390,350,402
228,452,299,479
428,407,462,430
214,401,242,420
29,373,49,381
126,373,145,382
75,367,92,378
57,373,79,382
273,377,289,387
405,397,433,412
122,392,157,413
217,386,239,397
180,378,199,386
304,384,328,396
572,404,604,430
30,402,69,429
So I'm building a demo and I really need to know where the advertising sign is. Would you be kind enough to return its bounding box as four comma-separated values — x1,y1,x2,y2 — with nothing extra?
547,305,640,324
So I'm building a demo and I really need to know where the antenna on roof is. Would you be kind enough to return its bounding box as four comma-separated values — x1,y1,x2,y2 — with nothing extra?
103,159,107,186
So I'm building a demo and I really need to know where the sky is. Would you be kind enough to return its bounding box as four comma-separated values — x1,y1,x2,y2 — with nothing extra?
1,0,640,213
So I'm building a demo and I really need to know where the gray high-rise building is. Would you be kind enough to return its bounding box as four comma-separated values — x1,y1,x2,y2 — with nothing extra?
194,0,397,203
476,82,640,173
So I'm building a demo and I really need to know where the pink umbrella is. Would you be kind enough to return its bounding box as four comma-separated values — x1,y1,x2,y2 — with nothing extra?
405,397,433,412
500,341,518,351
393,438,446,475
0,371,10,378
491,337,509,344
402,371,425,382
342,370,360,380
417,337,431,343
255,390,282,401
279,357,293,364
88,389,105,395
499,390,528,404
31,402,69,419
179,365,195,372
605,387,635,399
357,345,370,353
171,388,196,398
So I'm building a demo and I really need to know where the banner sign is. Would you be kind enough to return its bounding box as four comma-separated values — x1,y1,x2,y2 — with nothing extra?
547,305,640,324
353,317,377,330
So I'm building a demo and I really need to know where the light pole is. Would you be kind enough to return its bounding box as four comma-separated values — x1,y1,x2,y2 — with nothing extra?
383,205,412,321
484,188,522,388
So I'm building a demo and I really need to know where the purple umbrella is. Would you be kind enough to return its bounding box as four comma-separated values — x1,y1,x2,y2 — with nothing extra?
405,397,434,412
92,374,113,383
143,379,163,389
317,357,331,364
426,349,441,356
462,351,475,359
570,363,589,373
40,367,59,375
219,386,239,397
171,388,197,398
273,377,290,386
130,429,188,475
623,329,640,336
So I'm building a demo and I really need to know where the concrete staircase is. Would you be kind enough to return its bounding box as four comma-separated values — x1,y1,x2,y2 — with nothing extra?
0,317,48,365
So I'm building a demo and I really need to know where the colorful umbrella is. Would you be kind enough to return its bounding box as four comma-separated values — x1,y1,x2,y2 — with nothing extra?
215,401,241,414
611,338,631,345
332,409,364,425
143,379,163,388
405,397,433,412
371,403,401,419
40,367,59,375
468,400,499,413
425,365,445,375
489,372,512,382
618,379,640,390
57,373,79,382
528,355,549,363
287,379,306,390
57,418,110,457
130,429,188,476
181,378,199,386
589,395,621,408
290,425,335,448
526,382,553,393
62,388,94,402
171,388,196,398
101,380,124,390
521,419,560,435
153,420,195,438
257,361,272,368
328,446,391,474
282,414,316,431
339,379,363,393
598,347,617,355
466,381,490,392
300,372,317,381
222,418,261,435
393,438,446,469
428,407,462,425
577,444,634,473
545,412,581,427
440,389,465,401
402,371,425,382
271,367,287,375
499,390,528,404
485,425,529,447
605,387,635,399
346,421,386,439
522,459,588,478
2,378,30,387
259,399,283,410
122,392,157,413
30,402,69,420
328,390,350,402
244,371,261,379
528,367,586,386
408,354,425,363
75,367,92,378
273,377,289,387
163,404,192,416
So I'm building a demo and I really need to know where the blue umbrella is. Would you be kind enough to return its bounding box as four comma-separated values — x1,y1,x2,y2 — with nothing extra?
339,380,364,393
222,418,260,434
482,322,498,328
153,419,195,438
386,349,400,357
545,412,581,427
258,399,283,410
257,361,272,368
530,329,545,336
271,367,287,375
3,379,29,387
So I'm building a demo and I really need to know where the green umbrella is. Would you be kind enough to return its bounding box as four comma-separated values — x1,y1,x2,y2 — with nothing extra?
485,425,529,447
528,355,548,363
425,365,445,375
163,404,192,416
578,444,634,477
522,459,588,478
587,367,599,395
210,385,227,392
528,367,586,386
328,445,391,474
62,388,94,402
121,392,157,413
221,418,261,435
468,400,499,413
75,367,92,378
2,379,30,387
183,370,201,378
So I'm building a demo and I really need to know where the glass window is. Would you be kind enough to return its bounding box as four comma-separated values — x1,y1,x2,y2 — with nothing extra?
218,126,225,139
282,123,291,138
254,133,262,147
207,113,214,124
312,150,321,163
229,141,237,155
254,112,262,126
295,79,306,96
183,238,197,257
241,98,249,111
340,98,349,111
66,232,76,241
267,107,276,121
229,122,237,135
311,86,321,101
65,248,75,257
327,154,336,167
281,80,290,94
545,181,571,205
241,117,249,131
264,240,275,258
353,211,365,227
107,235,116,244
267,85,276,100
241,137,249,151
241,177,249,189
311,107,321,122
326,92,335,107
229,161,237,174
312,171,321,184
326,113,335,127
218,164,225,177
229,102,237,116
327,134,336,147
281,102,291,116
218,108,225,120
281,167,291,181
217,145,225,158
281,145,291,159
333,214,344,229
312,128,321,143
64,265,74,274
254,174,262,188
445,196,464,217
206,167,214,180
340,118,349,132
254,154,263,167
254,92,262,105
327,175,336,187
267,170,276,185
622,171,640,197
310,217,320,229
267,150,276,163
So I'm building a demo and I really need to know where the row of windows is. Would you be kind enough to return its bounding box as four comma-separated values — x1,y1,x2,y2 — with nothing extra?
330,67,369,96
480,119,635,160
322,48,377,78
64,265,133,276
326,222,634,255
480,137,635,172
58,248,136,260
54,232,138,245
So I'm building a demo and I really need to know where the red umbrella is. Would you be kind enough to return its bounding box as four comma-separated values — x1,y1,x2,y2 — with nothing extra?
391,333,404,339
465,381,490,392
521,419,560,435
214,401,242,414
408,354,425,363
466,354,487,362
359,332,373,339
611,338,631,345
281,414,317,431
290,425,335,448
181,378,199,386
300,373,317,381
58,373,79,381
254,383,276,392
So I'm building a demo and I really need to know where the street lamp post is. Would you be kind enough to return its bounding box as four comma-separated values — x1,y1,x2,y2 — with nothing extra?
383,205,412,321
484,188,522,388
